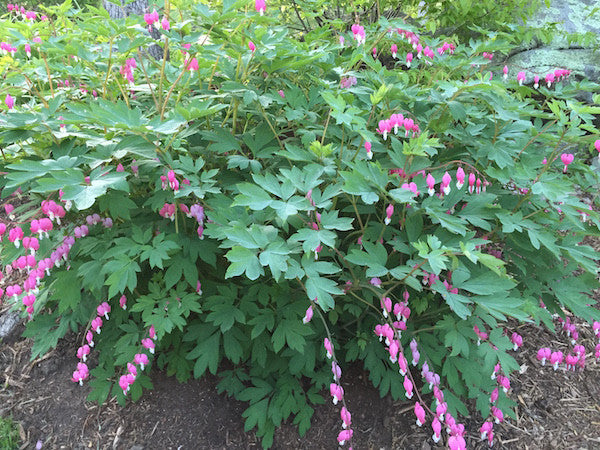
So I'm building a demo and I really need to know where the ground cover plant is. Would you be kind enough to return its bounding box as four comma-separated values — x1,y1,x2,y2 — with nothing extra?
0,415,21,448
1,0,600,448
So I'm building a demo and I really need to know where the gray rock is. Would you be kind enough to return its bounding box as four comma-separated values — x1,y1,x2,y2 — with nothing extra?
102,0,165,60
0,310,21,341
507,0,600,83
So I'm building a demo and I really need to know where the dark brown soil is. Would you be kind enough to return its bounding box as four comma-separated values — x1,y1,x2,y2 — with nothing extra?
2,312,600,450
0,327,404,450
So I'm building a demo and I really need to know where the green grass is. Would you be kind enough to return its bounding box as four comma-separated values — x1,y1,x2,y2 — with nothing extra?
0,416,21,450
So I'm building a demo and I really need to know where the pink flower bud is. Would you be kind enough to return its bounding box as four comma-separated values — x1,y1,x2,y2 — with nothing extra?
302,305,313,324
550,351,563,370
560,153,574,172
186,57,199,73
388,340,399,363
365,141,372,159
142,337,155,354
456,167,465,189
329,383,344,404
134,353,150,370
480,421,493,440
414,401,426,426
510,332,523,350
340,406,352,428
403,376,413,398
398,352,408,376
497,375,511,393
426,174,435,196
384,204,393,225
441,171,451,195
324,338,333,359
432,416,442,442
255,0,266,15
380,297,392,318
337,429,353,445
91,316,103,334
5,94,14,109
97,301,111,320
491,406,504,424
119,375,130,394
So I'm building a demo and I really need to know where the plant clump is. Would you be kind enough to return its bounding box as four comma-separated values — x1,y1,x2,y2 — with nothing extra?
1,0,600,448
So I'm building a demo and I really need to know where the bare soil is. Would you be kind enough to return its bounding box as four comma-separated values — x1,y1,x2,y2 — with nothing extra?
1,309,600,450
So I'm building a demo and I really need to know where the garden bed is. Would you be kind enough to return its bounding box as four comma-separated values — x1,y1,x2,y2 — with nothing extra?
1,312,600,449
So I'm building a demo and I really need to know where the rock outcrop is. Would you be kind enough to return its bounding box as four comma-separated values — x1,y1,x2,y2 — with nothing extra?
507,0,600,83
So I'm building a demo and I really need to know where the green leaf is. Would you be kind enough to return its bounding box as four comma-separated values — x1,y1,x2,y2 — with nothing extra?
207,303,245,332
477,252,507,276
49,269,82,314
223,331,244,363
259,240,290,281
458,272,516,295
293,405,314,436
319,210,354,231
305,275,342,310
271,319,311,353
140,234,180,269
225,246,264,280
190,332,221,377
426,207,468,236
443,292,472,319
164,256,197,289
103,257,141,298
233,183,273,210
340,170,379,204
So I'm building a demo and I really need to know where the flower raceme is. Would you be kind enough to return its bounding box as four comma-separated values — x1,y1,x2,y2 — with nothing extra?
376,113,420,140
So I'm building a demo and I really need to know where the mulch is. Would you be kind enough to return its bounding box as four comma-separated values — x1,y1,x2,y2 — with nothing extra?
1,307,600,449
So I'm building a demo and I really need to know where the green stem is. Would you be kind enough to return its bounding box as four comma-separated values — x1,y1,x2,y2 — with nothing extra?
102,36,115,99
